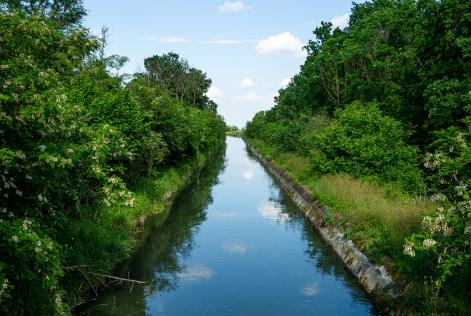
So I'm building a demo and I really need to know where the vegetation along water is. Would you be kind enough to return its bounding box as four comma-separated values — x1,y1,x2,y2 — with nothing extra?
80,137,377,316
245,0,470,314
1,0,470,315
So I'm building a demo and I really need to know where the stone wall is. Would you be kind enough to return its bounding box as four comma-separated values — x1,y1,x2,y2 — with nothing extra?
247,144,400,315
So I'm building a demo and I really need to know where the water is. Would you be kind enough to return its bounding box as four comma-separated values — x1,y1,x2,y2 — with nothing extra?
81,137,377,316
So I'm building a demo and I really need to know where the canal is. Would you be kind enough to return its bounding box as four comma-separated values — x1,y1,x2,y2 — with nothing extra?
81,136,377,315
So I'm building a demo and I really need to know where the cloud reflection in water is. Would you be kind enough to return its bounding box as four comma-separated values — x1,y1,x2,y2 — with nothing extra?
301,283,319,296
242,170,254,180
178,266,213,283
222,242,247,254
257,201,289,221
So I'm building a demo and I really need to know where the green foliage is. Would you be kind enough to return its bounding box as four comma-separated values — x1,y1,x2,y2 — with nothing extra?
143,52,215,111
0,219,68,315
310,102,423,191
404,127,471,311
0,6,225,315
141,131,168,175
245,0,471,312
0,0,86,27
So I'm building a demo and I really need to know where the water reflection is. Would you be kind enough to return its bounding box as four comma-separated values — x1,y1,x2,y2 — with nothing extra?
301,283,319,297
222,242,248,254
80,138,377,316
178,266,214,283
242,170,254,180
257,201,289,222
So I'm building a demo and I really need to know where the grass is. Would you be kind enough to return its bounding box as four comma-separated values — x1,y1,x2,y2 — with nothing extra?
246,137,434,265
247,138,471,315
63,150,217,305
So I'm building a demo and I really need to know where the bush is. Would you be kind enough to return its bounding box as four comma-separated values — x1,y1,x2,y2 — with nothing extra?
404,126,471,304
0,219,67,315
0,10,226,315
310,101,423,191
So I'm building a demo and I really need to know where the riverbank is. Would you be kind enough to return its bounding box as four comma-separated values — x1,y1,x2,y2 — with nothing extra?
66,144,226,308
244,138,438,314
81,136,376,315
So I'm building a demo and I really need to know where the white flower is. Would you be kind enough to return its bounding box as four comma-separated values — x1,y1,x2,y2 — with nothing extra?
430,193,447,202
404,243,415,257
34,247,41,253
11,235,19,243
423,239,437,248
38,144,47,151
422,216,432,228
55,293,62,305
465,226,471,235
442,225,452,236
16,150,26,160
37,240,42,247
108,177,119,185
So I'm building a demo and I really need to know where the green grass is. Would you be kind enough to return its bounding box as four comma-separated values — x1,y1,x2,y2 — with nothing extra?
247,138,434,264
246,138,471,315
63,150,216,305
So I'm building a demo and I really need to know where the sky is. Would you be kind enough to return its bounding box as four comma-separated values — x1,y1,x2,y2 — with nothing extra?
83,1,364,127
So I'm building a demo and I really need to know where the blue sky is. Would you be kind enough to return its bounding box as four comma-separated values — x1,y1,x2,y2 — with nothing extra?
83,1,364,127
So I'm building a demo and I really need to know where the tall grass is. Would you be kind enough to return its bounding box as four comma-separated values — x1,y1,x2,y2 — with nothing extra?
246,138,435,263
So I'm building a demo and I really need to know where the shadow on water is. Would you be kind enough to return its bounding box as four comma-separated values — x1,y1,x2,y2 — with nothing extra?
78,147,227,315
266,184,376,308
79,137,377,315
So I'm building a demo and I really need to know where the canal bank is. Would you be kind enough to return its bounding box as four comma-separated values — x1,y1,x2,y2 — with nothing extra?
245,141,399,315
80,137,378,315
70,144,226,310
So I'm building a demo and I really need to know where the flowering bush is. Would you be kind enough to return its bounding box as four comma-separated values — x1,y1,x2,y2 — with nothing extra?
405,127,471,297
0,219,68,315
0,10,226,315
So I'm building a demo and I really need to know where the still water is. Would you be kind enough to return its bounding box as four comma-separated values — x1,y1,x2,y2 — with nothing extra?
82,137,376,315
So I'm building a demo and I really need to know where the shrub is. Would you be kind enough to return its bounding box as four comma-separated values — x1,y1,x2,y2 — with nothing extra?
310,101,423,191
405,126,471,300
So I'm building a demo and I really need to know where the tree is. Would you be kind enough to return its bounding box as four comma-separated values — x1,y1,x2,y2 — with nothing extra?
0,0,86,27
143,52,215,111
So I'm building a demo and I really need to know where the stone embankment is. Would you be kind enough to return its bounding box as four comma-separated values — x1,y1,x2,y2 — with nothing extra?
248,145,399,315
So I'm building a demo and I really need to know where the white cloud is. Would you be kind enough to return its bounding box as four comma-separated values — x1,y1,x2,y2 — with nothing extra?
241,92,261,101
280,78,291,88
218,1,252,13
206,86,224,102
331,13,349,29
240,77,254,88
255,32,305,57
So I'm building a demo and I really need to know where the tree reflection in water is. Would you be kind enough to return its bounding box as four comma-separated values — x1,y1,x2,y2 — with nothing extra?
79,147,226,315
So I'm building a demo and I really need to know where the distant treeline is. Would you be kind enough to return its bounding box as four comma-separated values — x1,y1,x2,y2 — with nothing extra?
0,1,225,314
